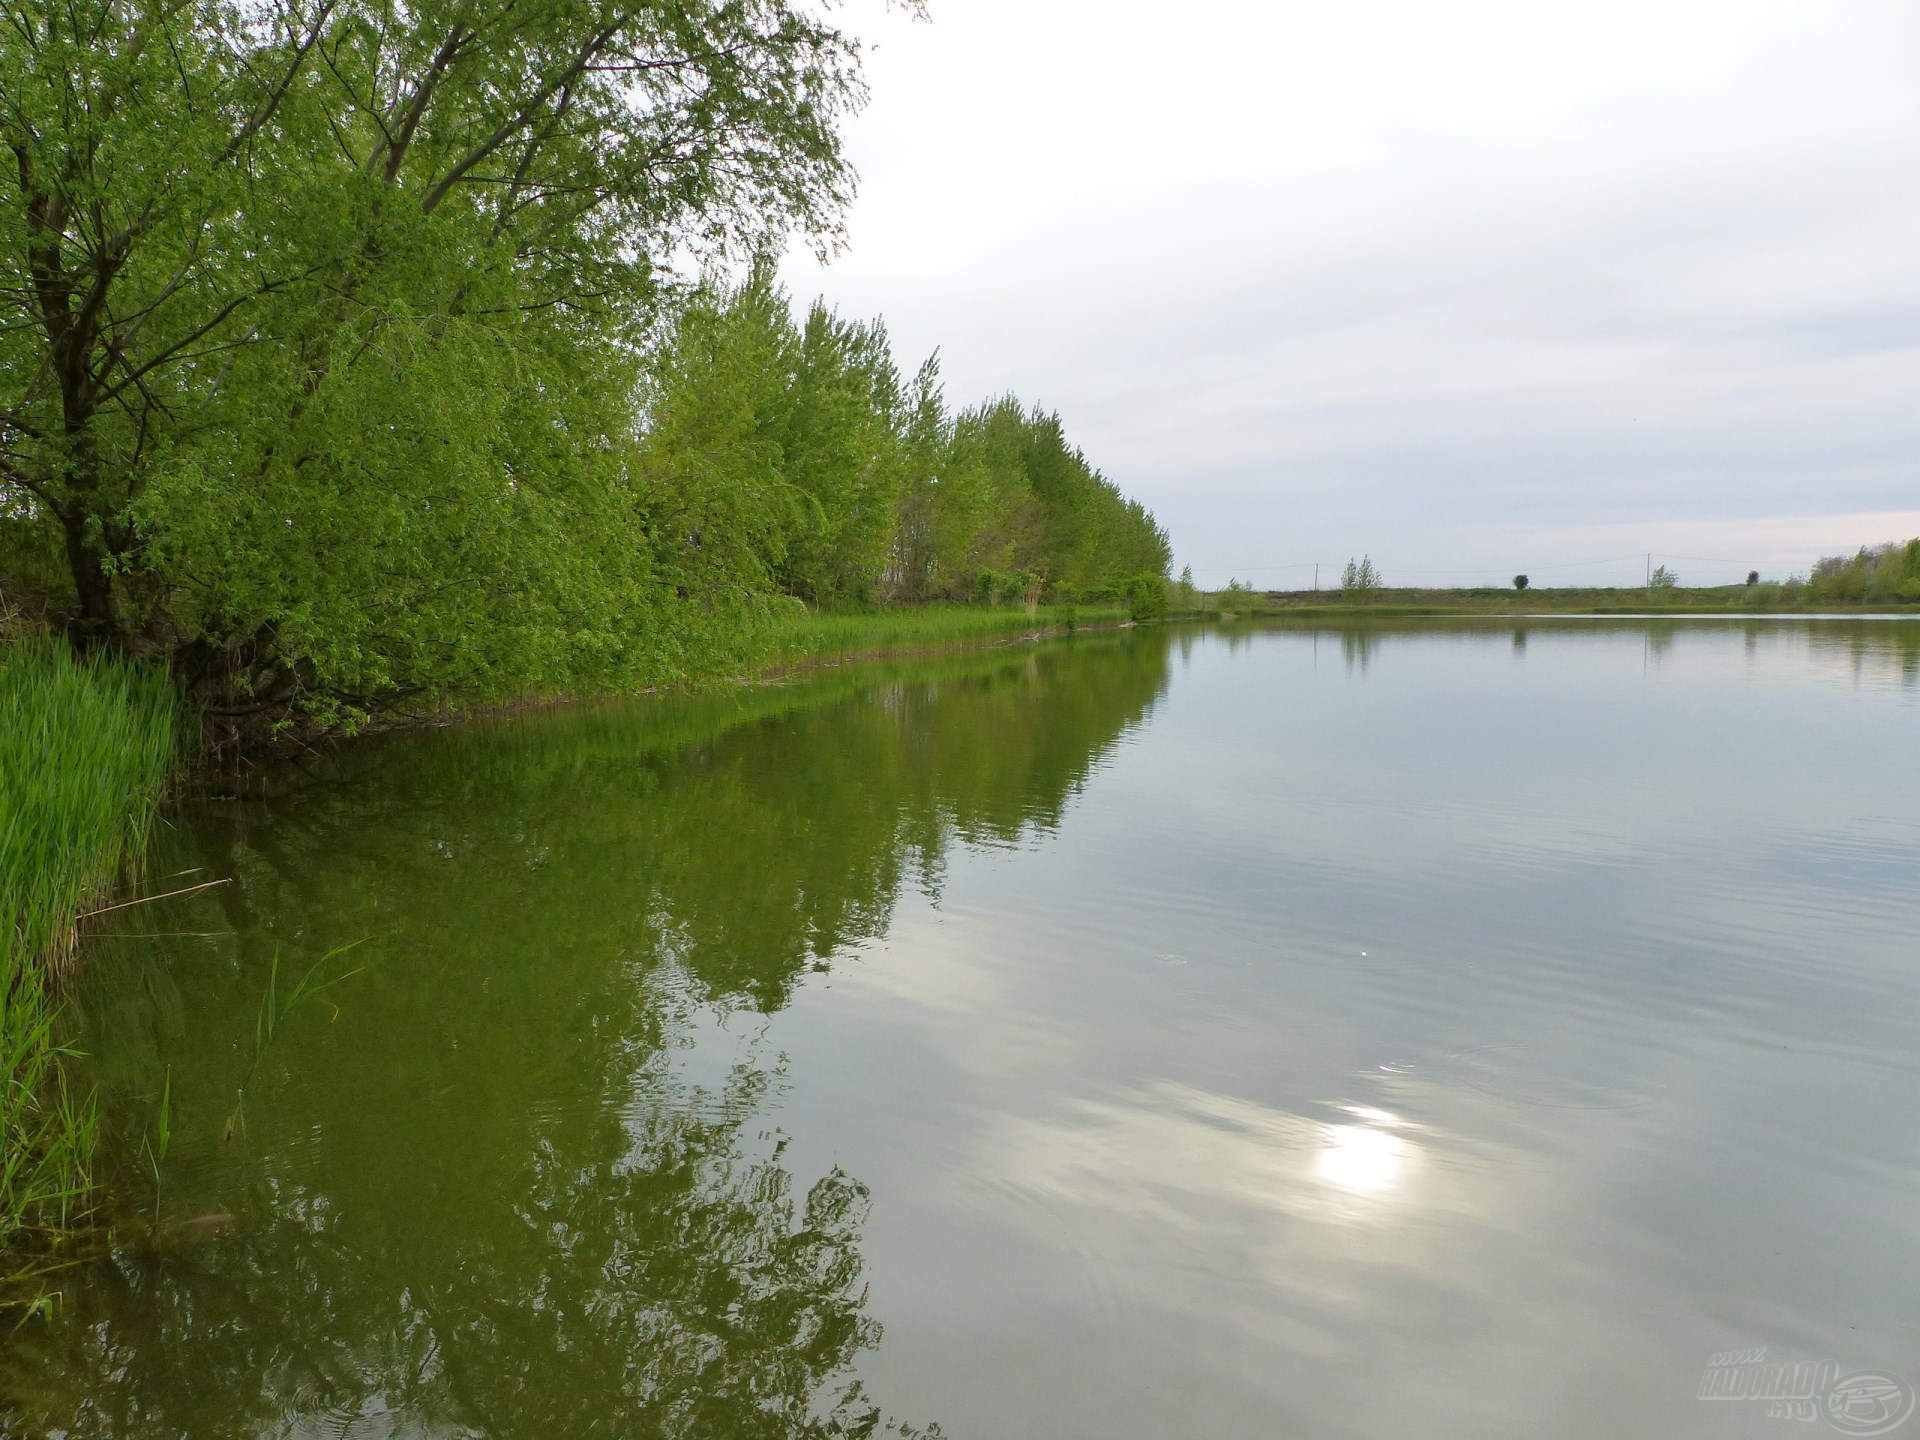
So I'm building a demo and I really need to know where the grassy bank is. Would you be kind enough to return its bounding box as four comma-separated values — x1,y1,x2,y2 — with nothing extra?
0,638,177,1276
389,603,1134,739
752,602,1129,670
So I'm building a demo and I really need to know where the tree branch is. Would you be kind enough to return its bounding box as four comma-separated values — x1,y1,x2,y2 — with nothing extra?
97,263,323,404
220,0,338,163
419,13,630,215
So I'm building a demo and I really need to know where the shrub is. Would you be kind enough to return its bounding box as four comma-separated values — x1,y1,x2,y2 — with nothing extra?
1340,556,1381,601
1215,578,1257,609
1125,574,1170,621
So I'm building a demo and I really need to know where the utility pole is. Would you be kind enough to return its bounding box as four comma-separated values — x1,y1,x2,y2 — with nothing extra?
1313,562,1319,593
1645,552,1651,585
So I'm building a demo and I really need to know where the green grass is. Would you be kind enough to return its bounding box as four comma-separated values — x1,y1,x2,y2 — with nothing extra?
1,636,178,1269
751,602,1127,669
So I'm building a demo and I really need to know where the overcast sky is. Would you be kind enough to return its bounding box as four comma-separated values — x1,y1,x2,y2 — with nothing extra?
781,0,1920,588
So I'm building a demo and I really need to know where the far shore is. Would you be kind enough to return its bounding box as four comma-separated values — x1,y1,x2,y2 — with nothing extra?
1190,584,1920,618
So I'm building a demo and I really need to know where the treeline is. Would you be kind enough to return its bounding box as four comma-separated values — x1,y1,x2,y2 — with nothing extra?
0,0,1168,735
641,269,1169,615
1806,539,1920,605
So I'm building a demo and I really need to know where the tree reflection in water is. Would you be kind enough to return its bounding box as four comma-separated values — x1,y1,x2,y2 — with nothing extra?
4,632,1172,1438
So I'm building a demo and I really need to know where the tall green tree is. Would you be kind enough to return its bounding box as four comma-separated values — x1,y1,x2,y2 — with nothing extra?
775,301,904,605
3,0,1173,734
636,295,1171,617
884,351,947,603
633,267,802,668
1,0,864,712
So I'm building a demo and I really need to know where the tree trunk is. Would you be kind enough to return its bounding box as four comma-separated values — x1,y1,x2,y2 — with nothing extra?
60,503,121,648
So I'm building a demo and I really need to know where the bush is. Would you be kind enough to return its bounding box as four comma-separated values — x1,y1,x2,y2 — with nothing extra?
1125,573,1170,621
1340,556,1381,601
1802,542,1920,604
1513,574,1530,591
1214,578,1257,609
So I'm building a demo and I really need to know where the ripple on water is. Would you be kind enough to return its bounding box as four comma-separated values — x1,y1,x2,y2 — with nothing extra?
1443,1040,1666,1113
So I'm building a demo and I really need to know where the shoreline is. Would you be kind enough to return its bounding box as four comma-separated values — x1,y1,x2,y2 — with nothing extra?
1196,605,1920,620
287,608,1139,754
1195,596,1920,620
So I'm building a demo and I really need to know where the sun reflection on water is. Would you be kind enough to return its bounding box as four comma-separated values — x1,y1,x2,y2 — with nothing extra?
1314,1107,1415,1197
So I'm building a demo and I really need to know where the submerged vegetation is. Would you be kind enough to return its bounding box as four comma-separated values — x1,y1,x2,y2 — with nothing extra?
0,639,175,1268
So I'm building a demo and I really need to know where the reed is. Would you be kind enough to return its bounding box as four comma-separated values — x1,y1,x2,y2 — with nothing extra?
224,941,368,1149
1,636,178,1257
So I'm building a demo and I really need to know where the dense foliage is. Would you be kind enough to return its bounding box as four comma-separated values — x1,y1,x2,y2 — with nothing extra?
640,270,1170,613
1807,539,1920,604
0,0,1169,733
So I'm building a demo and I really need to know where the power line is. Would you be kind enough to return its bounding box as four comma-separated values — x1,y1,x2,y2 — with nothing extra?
1654,552,1809,566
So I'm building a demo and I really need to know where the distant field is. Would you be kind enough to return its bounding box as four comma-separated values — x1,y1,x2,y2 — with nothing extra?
1204,585,1920,616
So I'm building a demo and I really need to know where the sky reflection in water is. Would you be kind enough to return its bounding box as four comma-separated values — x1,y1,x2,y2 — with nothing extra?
9,619,1920,1440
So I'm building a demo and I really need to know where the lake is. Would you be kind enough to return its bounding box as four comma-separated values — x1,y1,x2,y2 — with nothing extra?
8,619,1920,1438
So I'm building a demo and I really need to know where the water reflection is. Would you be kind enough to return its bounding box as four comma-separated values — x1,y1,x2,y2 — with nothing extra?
3,634,1171,1438
990,1084,1431,1243
20,1064,886,1438
1315,1108,1414,1198
1338,627,1377,672
11,618,1920,1440
1292,613,1920,688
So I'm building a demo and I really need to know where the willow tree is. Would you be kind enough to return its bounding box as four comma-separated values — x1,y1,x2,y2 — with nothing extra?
0,0,866,717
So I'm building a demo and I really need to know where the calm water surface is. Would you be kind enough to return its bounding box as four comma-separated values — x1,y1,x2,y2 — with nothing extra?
10,620,1920,1438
